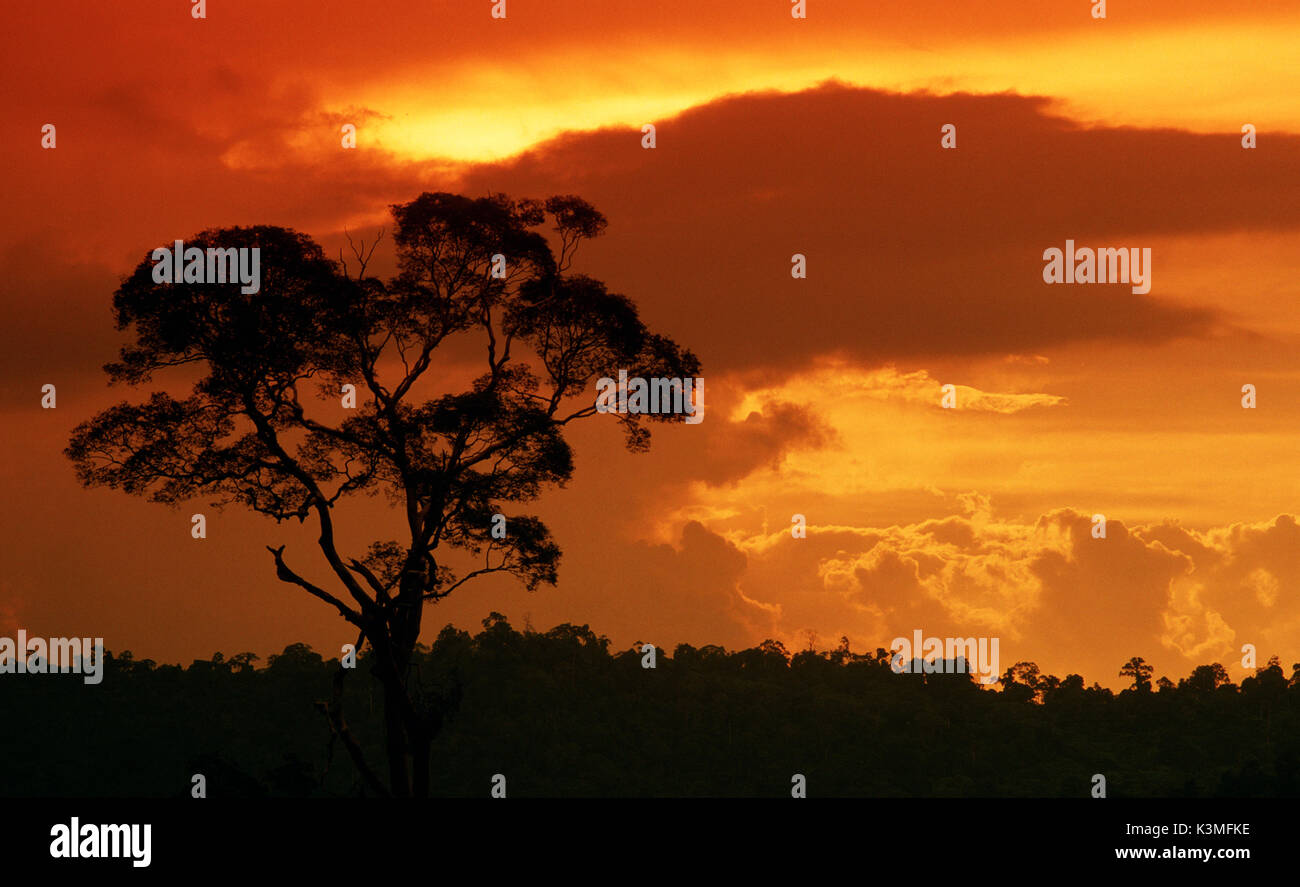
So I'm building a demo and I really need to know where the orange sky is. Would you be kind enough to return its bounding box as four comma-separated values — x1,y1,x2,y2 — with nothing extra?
3,0,1300,688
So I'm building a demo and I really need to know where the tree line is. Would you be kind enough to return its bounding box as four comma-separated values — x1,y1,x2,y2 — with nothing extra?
3,615,1296,797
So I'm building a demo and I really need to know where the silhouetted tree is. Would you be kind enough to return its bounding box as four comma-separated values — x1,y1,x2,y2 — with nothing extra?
999,660,1041,703
65,192,699,797
1180,662,1230,693
1119,656,1154,692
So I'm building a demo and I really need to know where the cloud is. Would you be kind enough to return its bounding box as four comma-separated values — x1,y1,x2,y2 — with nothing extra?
682,395,836,486
704,506,1300,687
450,84,1300,370
12,84,1299,400
582,520,777,651
733,363,1065,415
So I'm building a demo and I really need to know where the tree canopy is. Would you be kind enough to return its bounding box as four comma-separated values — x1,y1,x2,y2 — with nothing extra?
65,192,701,795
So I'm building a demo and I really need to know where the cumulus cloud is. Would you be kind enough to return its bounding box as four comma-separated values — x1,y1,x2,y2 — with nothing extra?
585,520,778,651
711,507,1300,686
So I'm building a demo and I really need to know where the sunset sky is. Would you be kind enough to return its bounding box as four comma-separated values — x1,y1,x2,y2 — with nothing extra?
4,0,1300,689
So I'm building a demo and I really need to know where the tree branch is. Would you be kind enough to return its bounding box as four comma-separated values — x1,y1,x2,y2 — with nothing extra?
266,545,366,629
316,629,390,797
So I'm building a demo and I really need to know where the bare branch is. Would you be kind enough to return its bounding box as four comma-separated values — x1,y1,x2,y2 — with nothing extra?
317,629,390,797
266,545,366,628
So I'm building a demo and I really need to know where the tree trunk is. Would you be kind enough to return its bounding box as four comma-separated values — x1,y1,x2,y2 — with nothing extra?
378,566,431,797
383,678,414,797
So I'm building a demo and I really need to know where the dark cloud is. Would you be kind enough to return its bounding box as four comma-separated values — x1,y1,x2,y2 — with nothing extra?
453,85,1300,371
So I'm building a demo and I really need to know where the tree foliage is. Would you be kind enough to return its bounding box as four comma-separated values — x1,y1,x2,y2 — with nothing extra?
65,193,700,795
5,632,1296,798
